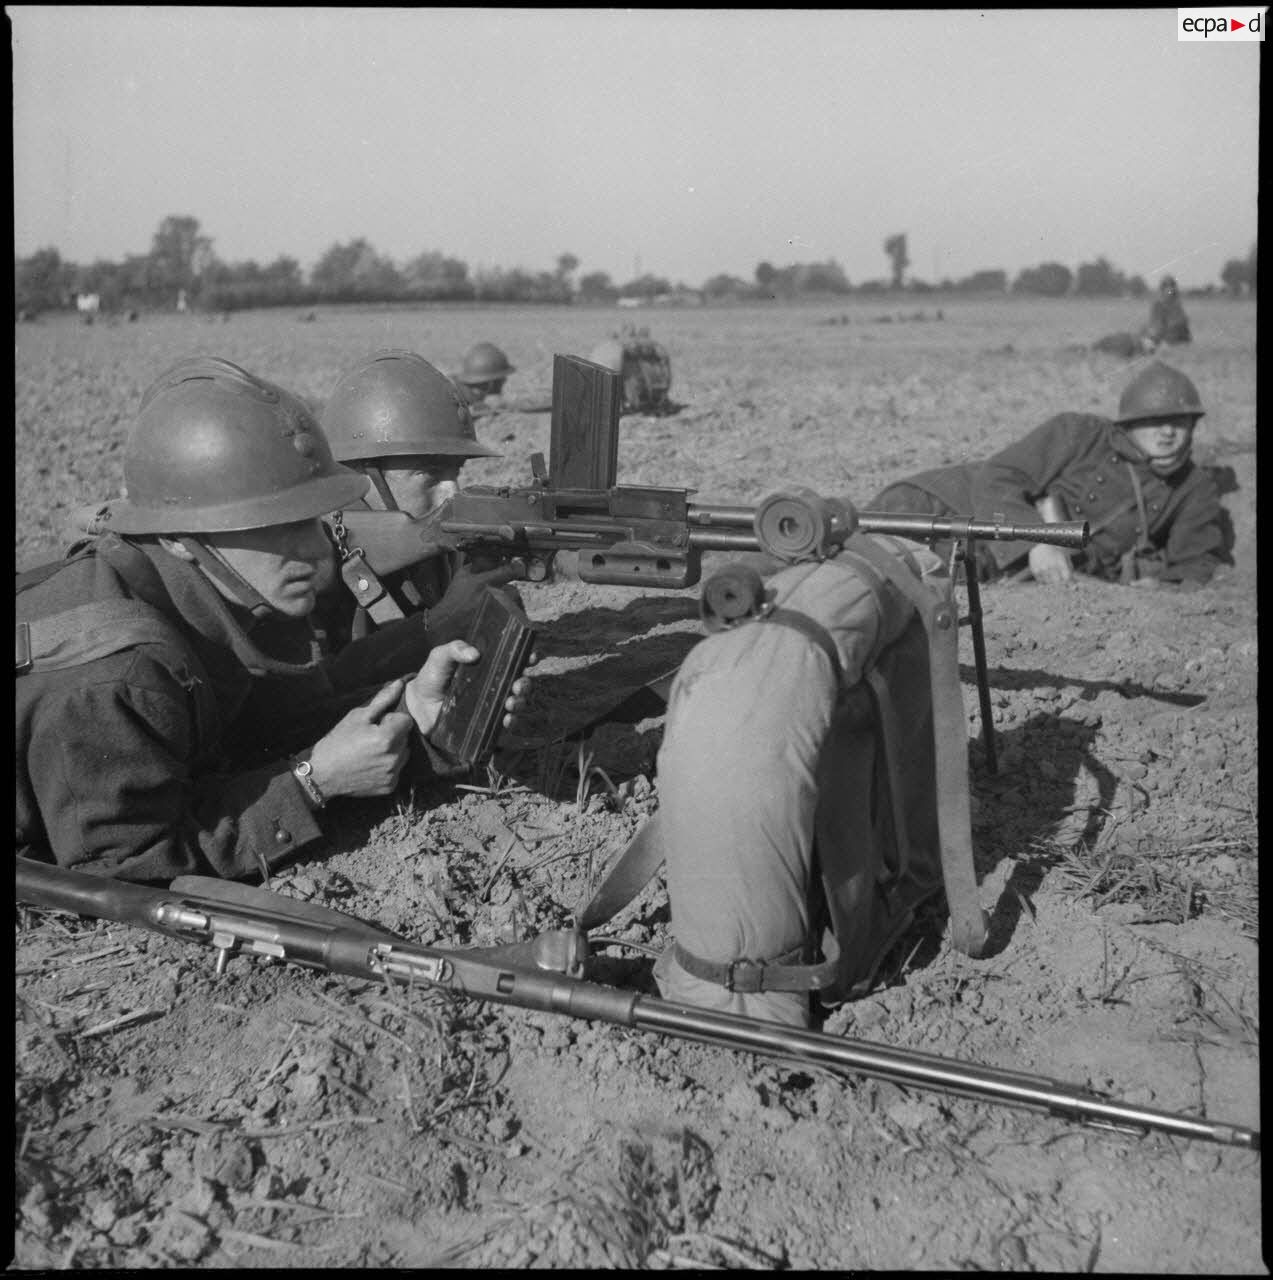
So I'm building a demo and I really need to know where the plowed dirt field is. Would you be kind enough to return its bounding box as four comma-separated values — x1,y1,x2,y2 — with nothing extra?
13,297,1260,1271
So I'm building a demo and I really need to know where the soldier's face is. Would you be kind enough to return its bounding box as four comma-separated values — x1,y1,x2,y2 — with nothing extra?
381,455,465,518
1126,417,1196,475
203,518,332,618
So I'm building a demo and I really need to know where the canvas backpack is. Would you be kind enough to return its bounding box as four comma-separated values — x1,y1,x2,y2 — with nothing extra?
575,532,988,1027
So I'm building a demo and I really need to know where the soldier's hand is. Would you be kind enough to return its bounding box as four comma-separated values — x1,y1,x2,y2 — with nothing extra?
308,679,414,798
425,561,528,646
1028,544,1075,586
403,640,537,738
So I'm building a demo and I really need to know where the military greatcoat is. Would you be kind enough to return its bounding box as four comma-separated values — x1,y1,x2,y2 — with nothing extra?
16,534,401,882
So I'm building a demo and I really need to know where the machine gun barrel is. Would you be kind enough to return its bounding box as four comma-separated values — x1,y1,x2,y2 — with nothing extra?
855,511,1090,549
681,502,1092,553
685,502,757,528
16,859,1258,1152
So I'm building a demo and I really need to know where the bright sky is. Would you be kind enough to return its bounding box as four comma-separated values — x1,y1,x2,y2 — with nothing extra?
11,7,1261,290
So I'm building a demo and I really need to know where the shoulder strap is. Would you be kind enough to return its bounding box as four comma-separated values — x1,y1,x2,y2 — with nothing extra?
329,508,409,628
839,534,989,959
16,599,187,675
576,814,665,931
1123,461,1153,552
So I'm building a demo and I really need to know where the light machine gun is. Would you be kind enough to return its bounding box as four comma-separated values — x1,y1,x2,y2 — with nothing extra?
16,857,1259,1153
335,354,1090,772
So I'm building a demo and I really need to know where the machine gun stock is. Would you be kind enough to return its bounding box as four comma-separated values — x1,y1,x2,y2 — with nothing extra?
15,858,1259,1153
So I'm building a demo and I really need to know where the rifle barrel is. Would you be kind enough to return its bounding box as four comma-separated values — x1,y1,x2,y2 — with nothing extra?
629,999,1255,1149
16,860,1258,1152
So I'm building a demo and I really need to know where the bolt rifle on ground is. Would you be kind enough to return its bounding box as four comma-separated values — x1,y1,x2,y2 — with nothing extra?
16,858,1258,1153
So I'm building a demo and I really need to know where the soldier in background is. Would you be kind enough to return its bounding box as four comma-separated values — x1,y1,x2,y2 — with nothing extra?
1092,275,1192,358
1140,275,1192,349
454,341,553,417
313,350,524,664
588,325,676,415
16,357,532,883
868,361,1226,588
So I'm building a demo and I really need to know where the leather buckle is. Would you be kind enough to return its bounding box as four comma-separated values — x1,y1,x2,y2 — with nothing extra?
724,959,764,994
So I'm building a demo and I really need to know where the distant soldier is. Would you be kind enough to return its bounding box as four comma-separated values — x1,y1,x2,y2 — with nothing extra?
1091,276,1192,358
455,341,514,408
75,292,100,326
453,341,552,417
313,350,524,664
16,356,532,883
1141,275,1191,349
869,361,1226,588
588,325,675,415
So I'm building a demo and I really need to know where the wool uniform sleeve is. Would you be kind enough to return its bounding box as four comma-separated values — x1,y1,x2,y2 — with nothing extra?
24,650,324,883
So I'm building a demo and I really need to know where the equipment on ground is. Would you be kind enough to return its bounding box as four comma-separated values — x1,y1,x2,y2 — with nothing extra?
14,858,1258,1152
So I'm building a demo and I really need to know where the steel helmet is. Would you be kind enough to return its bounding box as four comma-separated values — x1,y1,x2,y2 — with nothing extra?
107,356,369,534
1160,275,1178,295
1115,361,1205,425
456,342,516,386
321,349,500,461
587,338,625,373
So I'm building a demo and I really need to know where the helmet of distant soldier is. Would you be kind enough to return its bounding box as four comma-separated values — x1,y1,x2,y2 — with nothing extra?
107,357,368,534
1115,361,1205,425
455,342,516,386
1160,275,1178,295
320,349,500,462
587,338,625,373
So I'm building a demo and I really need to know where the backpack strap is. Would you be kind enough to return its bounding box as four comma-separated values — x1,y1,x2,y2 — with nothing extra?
576,813,666,931
16,599,188,675
671,935,841,994
862,665,914,883
839,533,989,959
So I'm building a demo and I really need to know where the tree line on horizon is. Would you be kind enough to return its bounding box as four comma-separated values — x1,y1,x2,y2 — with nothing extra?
13,216,1258,317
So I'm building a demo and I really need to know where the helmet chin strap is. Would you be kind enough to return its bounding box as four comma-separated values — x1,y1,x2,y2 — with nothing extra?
360,463,399,512
178,536,275,619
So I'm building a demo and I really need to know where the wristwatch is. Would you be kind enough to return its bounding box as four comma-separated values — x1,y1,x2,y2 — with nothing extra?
291,758,327,810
